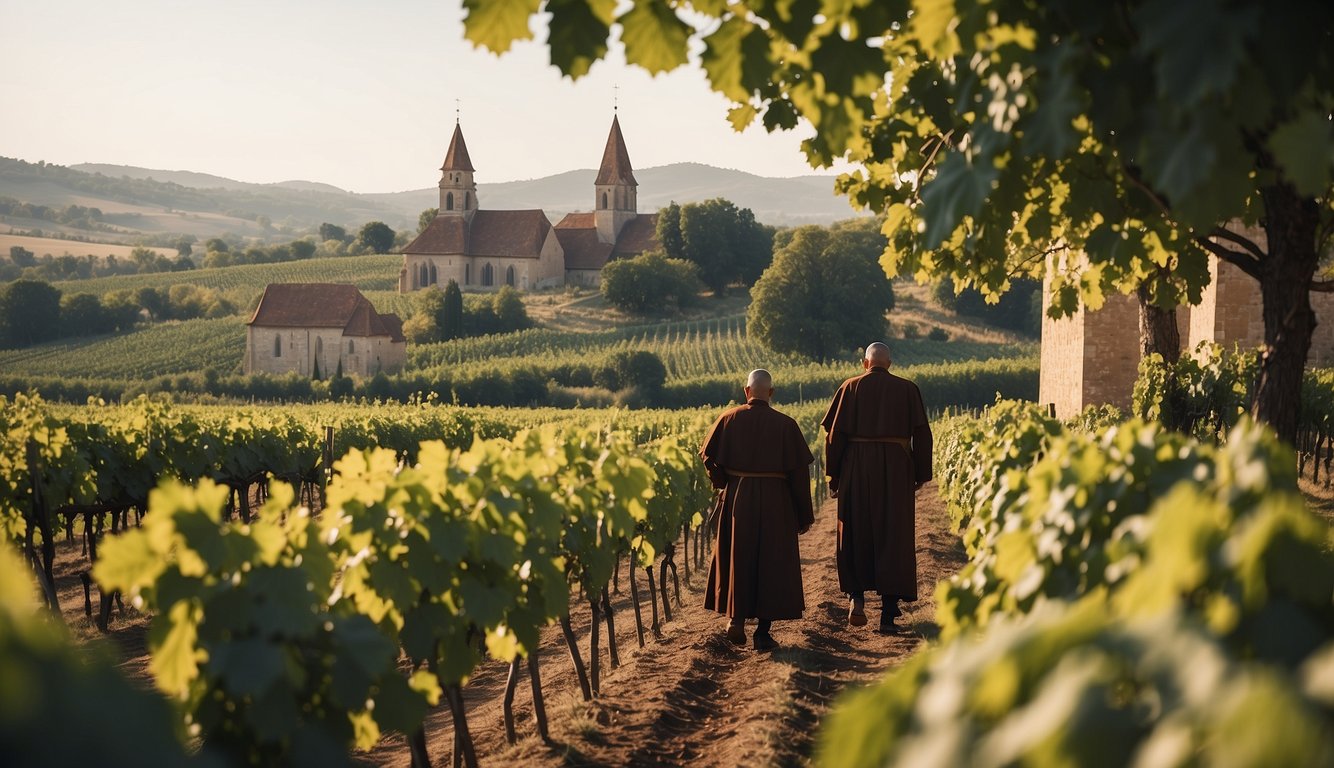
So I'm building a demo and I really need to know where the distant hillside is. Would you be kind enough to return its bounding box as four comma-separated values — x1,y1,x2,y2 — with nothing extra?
369,163,858,226
0,156,865,243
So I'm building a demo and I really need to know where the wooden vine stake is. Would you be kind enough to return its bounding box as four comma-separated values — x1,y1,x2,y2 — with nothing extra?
559,615,592,701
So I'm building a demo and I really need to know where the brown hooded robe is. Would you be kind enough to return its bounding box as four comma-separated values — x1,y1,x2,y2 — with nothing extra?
821,367,933,601
700,399,814,620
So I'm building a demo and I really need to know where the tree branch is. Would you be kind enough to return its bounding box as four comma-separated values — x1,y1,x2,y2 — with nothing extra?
1311,279,1334,293
1209,225,1267,263
1194,236,1262,281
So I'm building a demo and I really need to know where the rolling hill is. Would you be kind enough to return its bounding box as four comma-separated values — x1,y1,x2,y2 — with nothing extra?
0,156,865,245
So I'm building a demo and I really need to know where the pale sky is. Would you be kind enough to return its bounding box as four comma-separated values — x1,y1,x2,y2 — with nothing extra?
0,0,846,193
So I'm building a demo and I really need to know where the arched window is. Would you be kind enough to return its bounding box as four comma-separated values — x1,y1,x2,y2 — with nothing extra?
419,264,428,287
600,191,608,209
446,192,454,211
464,191,470,209
506,266,515,287
429,263,438,284
482,263,494,286
465,263,471,284
273,335,281,357
348,339,355,354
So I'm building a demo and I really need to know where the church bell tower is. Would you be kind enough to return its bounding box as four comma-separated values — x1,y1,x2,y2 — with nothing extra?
438,121,478,221
594,114,638,244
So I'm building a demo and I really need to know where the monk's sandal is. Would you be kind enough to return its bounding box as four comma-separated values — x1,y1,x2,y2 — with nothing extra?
848,601,868,628
753,630,778,652
725,623,746,646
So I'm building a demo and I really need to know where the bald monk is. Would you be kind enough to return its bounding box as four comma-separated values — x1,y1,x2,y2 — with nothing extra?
700,369,815,651
822,342,933,633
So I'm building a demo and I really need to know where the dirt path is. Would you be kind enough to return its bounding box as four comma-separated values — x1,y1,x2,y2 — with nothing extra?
44,483,963,766
370,482,964,767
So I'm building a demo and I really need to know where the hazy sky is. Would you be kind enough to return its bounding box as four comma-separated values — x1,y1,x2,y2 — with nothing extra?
1,0,846,193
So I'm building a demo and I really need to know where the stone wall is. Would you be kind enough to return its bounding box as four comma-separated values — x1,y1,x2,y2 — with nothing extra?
1188,223,1334,366
1041,223,1334,417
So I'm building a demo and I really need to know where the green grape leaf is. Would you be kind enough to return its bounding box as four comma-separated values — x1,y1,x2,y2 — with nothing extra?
148,600,205,698
1269,109,1333,197
617,0,690,75
548,0,613,79
461,0,538,52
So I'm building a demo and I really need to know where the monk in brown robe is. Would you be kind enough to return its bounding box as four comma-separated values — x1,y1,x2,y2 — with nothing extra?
822,342,933,633
701,368,814,651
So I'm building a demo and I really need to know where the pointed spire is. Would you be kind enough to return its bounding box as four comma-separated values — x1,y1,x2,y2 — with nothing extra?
440,122,474,173
595,114,637,186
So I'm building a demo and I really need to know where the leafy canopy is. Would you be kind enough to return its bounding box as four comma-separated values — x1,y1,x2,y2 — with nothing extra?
463,0,1334,315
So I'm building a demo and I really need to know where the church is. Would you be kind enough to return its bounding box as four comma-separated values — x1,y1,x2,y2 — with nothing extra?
398,115,659,292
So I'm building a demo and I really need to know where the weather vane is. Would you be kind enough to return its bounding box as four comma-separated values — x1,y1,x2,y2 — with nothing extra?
455,99,461,124
614,84,618,112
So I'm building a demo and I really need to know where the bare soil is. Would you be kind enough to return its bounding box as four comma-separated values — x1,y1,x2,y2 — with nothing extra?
45,485,963,767
369,483,963,767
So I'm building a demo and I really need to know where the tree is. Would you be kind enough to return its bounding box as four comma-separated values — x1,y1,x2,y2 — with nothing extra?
172,235,196,258
60,293,106,338
418,208,439,234
655,198,773,296
136,286,165,321
290,240,317,260
463,0,1334,444
748,226,894,361
0,279,61,348
600,251,702,314
204,237,229,253
441,279,464,340
8,246,35,268
411,288,446,344
358,221,396,254
318,223,347,243
491,285,530,332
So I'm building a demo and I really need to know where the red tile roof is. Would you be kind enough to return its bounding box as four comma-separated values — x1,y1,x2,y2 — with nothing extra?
611,213,660,257
440,122,475,172
595,115,637,186
554,222,614,270
402,210,551,258
402,215,468,255
248,283,404,339
555,212,595,230
554,212,660,270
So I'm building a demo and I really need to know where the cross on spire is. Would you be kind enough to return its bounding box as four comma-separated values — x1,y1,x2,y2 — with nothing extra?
455,99,460,124
614,84,618,112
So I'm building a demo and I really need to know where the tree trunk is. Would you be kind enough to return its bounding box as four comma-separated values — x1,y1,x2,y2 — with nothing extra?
1136,284,1181,364
1251,188,1321,446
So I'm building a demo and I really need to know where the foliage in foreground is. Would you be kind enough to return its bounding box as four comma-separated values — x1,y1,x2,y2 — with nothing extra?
821,400,1334,767
820,603,1334,768
85,423,708,765
0,545,207,767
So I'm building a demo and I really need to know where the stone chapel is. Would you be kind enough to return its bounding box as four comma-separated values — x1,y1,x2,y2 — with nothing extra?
398,115,659,292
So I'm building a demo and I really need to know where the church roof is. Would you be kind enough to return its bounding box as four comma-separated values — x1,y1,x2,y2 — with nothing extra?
554,220,614,271
401,210,552,258
554,212,660,271
594,115,637,187
611,213,660,257
248,283,404,340
440,122,475,172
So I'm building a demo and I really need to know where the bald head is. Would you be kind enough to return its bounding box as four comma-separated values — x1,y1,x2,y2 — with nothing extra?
865,342,891,368
745,369,774,402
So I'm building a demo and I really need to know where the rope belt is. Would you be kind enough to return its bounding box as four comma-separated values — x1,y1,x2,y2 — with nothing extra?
848,436,912,448
727,470,787,479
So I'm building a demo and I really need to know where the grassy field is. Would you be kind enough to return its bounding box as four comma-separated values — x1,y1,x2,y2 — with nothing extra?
0,232,175,261
7,259,1037,391
51,254,402,296
0,316,247,378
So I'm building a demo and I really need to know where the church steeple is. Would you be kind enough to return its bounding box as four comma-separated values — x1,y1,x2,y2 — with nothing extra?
595,114,638,243
438,121,478,220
